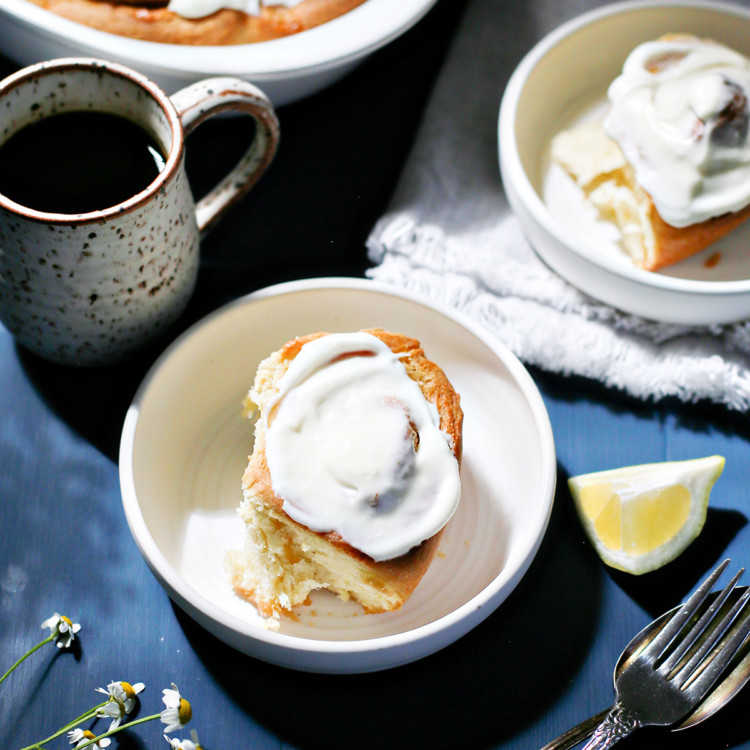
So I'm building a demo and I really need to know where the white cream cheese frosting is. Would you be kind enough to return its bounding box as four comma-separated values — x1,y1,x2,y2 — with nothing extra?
263,332,461,562
604,37,750,227
167,0,303,20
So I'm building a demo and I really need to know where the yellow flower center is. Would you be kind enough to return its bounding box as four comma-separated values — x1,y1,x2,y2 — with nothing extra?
82,730,96,740
121,681,136,699
178,698,192,725
61,615,72,627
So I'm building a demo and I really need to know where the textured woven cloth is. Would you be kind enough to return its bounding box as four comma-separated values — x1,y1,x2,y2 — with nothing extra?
366,0,750,411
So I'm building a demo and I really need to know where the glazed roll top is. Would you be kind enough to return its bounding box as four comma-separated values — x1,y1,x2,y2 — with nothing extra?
167,0,303,19
604,36,750,227
263,331,461,561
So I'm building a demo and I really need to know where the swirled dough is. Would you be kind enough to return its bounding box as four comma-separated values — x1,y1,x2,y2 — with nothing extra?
226,329,463,626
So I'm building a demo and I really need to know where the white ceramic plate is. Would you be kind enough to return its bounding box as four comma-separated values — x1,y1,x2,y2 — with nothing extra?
498,1,750,325
119,278,556,673
0,0,437,103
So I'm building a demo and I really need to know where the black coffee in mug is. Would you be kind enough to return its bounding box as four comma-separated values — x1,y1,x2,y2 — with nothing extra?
0,110,167,214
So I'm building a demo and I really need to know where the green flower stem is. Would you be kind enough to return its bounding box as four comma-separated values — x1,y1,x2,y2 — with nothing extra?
66,702,110,729
49,702,109,737
17,701,109,750
0,634,55,685
71,713,162,750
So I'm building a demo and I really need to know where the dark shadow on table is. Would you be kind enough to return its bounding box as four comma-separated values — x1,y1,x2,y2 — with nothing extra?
550,462,750,749
531,359,750,634
174,463,604,750
16,343,160,463
1,647,80,749
609,507,748,619
109,737,148,750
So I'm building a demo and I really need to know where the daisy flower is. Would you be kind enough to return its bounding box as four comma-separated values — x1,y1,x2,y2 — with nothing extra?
1,612,83,686
67,728,111,748
164,729,203,750
161,683,193,733
95,680,145,730
41,613,81,649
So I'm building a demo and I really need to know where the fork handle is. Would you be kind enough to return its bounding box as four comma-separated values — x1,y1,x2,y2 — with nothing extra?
539,708,610,750
580,703,641,749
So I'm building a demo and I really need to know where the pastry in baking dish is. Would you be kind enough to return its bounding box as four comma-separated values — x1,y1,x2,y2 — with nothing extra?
550,35,750,271
226,328,463,627
26,0,367,45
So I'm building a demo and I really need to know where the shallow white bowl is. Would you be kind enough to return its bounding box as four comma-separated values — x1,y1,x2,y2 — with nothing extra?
498,1,750,325
118,278,556,673
0,0,436,103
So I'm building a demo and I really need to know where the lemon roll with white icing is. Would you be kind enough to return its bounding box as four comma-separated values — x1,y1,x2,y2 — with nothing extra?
264,331,461,562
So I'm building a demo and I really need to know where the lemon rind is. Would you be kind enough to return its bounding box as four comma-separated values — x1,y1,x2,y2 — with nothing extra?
568,455,725,575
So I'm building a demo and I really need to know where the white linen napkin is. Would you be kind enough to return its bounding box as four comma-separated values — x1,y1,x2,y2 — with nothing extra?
366,0,750,411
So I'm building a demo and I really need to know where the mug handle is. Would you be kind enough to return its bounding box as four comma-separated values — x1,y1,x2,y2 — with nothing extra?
170,77,280,236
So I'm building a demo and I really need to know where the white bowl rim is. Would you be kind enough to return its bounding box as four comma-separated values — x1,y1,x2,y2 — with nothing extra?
118,277,557,658
1,0,438,79
498,0,750,299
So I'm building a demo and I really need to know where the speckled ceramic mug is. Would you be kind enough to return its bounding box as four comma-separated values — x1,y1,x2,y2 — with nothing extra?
0,58,280,366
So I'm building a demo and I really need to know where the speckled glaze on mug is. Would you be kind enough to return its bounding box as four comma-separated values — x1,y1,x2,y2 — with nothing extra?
0,58,279,366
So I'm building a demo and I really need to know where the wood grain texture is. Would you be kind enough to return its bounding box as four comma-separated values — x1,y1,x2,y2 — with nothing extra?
2,1,750,748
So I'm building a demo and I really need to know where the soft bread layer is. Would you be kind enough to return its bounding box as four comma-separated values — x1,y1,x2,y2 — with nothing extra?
227,491,445,617
551,119,750,271
27,0,367,45
227,328,463,626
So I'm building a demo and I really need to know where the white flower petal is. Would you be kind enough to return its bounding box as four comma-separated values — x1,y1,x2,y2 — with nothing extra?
161,708,182,733
67,729,84,745
162,683,181,709
160,683,191,733
42,613,61,631
67,728,111,749
97,703,120,719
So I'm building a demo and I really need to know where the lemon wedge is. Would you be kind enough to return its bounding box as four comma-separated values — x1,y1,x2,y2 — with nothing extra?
568,456,725,574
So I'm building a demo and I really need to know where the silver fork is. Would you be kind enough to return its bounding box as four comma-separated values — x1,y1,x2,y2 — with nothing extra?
582,560,750,749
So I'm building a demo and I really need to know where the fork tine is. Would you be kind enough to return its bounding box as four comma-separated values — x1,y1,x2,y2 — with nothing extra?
676,585,750,691
641,559,730,662
661,567,744,672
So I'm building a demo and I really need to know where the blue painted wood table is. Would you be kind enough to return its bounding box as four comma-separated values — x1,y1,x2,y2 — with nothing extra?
2,1,750,748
